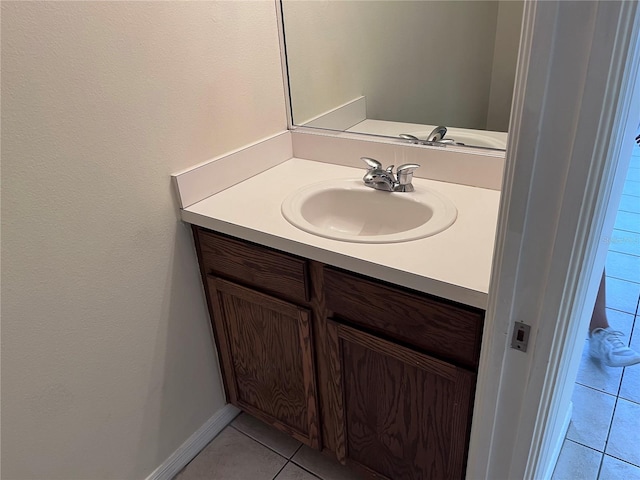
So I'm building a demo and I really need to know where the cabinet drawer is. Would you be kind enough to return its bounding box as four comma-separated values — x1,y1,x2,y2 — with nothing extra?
324,268,483,368
195,228,308,303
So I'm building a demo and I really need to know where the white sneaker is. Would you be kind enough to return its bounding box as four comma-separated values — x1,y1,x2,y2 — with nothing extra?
589,328,640,367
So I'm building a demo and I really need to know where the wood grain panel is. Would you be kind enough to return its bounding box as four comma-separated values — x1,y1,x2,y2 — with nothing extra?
192,225,234,400
308,261,345,460
191,227,481,471
209,277,320,448
324,268,483,368
332,322,475,480
197,228,308,303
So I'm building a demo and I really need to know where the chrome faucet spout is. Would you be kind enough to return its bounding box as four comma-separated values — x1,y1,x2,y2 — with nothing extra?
399,128,460,146
363,169,395,191
427,126,447,142
360,157,419,192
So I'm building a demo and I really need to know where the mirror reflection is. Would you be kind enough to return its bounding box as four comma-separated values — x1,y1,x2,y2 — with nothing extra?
281,0,523,150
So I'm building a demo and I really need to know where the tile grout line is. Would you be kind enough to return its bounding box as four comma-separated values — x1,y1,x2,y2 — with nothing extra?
608,250,640,259
228,423,303,480
270,461,289,480
574,382,619,399
605,274,640,285
288,459,324,480
558,437,640,478
600,395,620,477
596,294,639,475
595,450,605,479
603,305,639,317
603,452,640,469
288,444,342,479
188,425,292,480
604,303,640,313
596,255,640,476
228,426,322,480
577,226,640,478
291,443,303,458
229,423,302,462
607,252,640,259
562,437,604,454
619,308,640,406
609,227,640,235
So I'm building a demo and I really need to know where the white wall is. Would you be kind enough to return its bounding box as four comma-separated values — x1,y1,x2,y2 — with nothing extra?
1,2,287,479
283,1,510,130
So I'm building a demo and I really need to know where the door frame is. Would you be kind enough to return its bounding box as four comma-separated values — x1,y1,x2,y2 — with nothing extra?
466,1,640,479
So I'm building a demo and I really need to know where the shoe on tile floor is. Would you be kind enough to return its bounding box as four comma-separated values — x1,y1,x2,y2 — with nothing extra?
589,328,640,367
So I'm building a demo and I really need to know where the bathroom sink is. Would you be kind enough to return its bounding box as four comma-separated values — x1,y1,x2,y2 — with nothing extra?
447,131,506,149
281,179,457,243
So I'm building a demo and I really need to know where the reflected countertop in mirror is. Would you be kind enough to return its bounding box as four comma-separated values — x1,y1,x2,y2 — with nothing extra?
280,0,523,150
347,119,508,150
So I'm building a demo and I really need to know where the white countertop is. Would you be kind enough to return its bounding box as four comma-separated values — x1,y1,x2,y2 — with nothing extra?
182,158,501,309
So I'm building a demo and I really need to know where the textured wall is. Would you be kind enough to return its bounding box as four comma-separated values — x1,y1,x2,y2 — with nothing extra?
1,1,286,478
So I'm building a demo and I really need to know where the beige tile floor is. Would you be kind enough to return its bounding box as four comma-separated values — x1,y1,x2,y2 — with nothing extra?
552,147,640,479
174,413,361,480
175,149,640,480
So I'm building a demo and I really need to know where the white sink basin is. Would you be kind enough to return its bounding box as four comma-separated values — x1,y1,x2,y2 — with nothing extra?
281,179,457,243
447,131,506,149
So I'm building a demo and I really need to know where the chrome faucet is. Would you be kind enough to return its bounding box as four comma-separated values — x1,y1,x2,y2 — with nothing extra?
399,126,465,146
427,126,447,142
361,157,420,192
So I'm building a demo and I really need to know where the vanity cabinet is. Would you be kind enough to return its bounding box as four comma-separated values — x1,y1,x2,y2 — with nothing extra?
323,268,483,370
324,269,480,479
194,228,321,448
207,277,321,448
328,321,474,480
192,226,484,479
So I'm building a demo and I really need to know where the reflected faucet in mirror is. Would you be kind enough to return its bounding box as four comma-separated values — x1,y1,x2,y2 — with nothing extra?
427,126,447,142
399,126,465,146
361,157,420,193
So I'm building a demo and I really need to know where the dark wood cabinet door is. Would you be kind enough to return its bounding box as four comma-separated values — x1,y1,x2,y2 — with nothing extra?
329,321,474,480
208,276,321,449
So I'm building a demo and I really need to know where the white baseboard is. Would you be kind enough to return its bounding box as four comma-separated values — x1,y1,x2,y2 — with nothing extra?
146,404,241,480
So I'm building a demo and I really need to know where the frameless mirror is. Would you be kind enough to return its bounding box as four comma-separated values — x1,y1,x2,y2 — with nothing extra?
280,0,523,150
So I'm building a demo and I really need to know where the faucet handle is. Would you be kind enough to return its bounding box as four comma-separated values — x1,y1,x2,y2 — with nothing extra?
399,134,420,144
396,163,420,188
361,157,382,171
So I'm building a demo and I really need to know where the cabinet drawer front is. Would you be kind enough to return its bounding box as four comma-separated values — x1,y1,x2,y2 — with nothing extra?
196,228,308,303
209,277,321,448
324,268,483,368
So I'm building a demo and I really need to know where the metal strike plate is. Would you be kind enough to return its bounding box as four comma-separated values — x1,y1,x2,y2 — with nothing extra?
511,321,531,352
